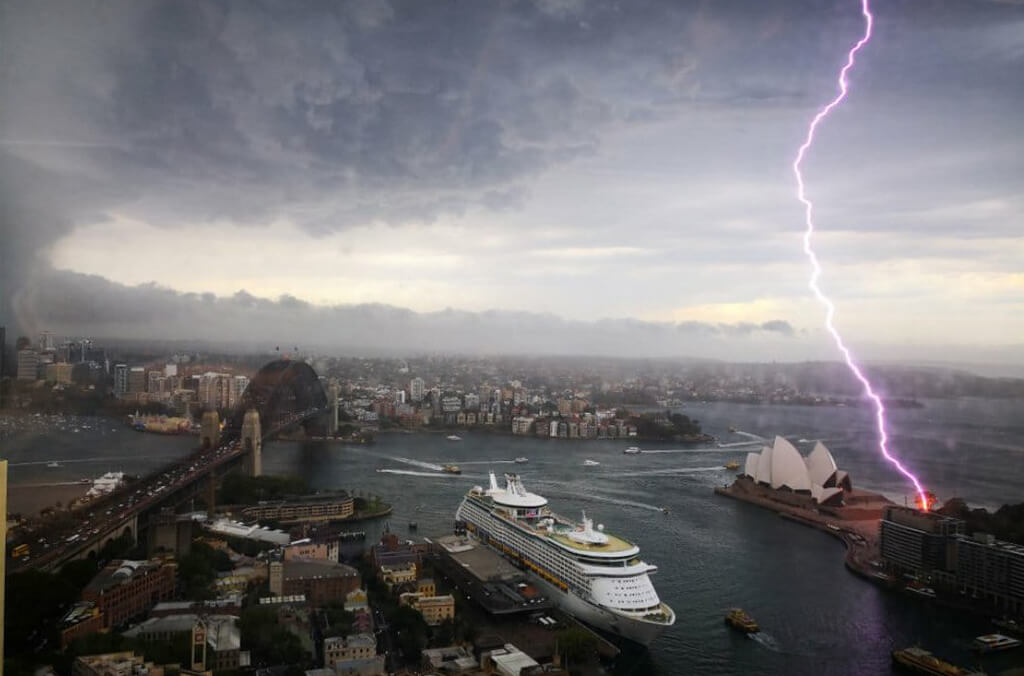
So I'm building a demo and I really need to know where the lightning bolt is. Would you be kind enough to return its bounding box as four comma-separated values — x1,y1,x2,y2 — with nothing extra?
792,0,930,510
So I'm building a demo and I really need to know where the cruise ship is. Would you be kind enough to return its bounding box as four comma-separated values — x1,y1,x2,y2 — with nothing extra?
455,472,675,645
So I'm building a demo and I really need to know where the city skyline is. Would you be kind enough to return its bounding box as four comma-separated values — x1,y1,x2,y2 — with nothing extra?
1,0,1022,363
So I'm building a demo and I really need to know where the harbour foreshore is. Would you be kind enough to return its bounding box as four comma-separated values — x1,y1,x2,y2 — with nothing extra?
713,481,885,577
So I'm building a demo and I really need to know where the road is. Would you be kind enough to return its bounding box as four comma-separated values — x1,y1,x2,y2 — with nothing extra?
9,406,324,573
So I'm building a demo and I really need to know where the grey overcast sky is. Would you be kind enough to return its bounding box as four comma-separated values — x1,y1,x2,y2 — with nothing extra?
1,0,1021,362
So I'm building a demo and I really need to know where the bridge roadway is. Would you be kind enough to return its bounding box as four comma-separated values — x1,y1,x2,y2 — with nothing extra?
9,406,325,574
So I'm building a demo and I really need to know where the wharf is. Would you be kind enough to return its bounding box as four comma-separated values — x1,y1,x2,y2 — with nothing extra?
429,534,618,661
431,534,553,615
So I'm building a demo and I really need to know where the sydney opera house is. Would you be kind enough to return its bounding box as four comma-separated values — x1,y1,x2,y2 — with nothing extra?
739,436,853,507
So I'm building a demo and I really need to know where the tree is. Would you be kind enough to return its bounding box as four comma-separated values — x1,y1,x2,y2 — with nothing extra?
239,606,308,667
430,618,455,647
388,605,428,663
556,627,598,667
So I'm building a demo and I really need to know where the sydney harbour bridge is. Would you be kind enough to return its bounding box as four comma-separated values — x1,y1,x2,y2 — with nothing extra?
11,359,334,573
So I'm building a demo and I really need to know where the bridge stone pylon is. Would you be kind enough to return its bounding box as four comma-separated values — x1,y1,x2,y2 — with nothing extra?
241,409,262,477
200,411,220,450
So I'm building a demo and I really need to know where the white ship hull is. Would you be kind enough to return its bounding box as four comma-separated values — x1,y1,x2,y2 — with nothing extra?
517,550,672,646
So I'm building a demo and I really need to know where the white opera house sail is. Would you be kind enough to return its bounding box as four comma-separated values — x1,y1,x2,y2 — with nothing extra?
742,437,852,506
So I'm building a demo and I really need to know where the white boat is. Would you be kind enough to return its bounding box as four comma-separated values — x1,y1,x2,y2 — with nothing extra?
974,631,1022,653
446,435,462,441
46,461,61,468
973,633,1022,653
514,457,529,464
623,447,641,455
583,459,601,467
456,473,675,646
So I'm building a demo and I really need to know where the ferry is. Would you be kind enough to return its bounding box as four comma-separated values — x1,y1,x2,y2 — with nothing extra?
442,465,462,475
455,472,675,646
515,457,529,464
583,459,601,467
446,435,462,441
724,608,759,633
973,633,1021,653
891,646,982,675
623,447,641,455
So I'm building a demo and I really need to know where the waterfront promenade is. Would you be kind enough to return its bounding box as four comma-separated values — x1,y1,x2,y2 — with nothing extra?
713,481,886,577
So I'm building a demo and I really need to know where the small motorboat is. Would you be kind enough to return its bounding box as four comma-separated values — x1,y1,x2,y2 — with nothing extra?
724,460,741,471
407,522,418,531
583,459,601,467
623,446,641,455
46,461,61,468
446,434,462,441
442,465,462,475
514,457,529,464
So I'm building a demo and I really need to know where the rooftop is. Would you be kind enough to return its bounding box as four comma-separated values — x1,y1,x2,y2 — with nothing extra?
284,558,358,581
85,560,168,594
61,602,99,629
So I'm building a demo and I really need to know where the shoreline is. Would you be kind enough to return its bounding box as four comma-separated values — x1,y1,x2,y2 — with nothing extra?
713,483,1012,622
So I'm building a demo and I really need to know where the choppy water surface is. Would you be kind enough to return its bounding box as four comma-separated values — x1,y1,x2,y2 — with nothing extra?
4,399,1024,674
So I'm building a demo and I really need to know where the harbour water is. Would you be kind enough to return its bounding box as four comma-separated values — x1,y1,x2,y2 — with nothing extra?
4,398,1024,673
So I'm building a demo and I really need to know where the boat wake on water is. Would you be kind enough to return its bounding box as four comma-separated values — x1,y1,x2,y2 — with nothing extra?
748,632,783,652
451,460,517,465
642,447,748,453
733,430,766,441
377,468,479,479
389,456,445,471
613,466,727,478
714,441,764,449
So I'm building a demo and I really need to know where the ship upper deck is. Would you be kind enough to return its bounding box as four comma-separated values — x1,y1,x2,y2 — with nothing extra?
547,529,635,554
465,492,640,558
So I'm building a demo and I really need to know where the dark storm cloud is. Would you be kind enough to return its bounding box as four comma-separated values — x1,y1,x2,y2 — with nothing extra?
13,268,796,356
1,0,1022,354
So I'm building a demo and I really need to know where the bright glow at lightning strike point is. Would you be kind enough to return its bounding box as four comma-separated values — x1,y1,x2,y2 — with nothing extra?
792,0,930,510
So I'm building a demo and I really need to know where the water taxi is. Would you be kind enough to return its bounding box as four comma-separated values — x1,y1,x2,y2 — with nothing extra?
583,459,601,467
724,608,759,633
623,446,641,455
515,457,529,464
724,460,741,471
442,465,462,475
972,633,1021,653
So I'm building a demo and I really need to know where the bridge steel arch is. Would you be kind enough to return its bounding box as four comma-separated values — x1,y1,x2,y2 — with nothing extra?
223,360,328,443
